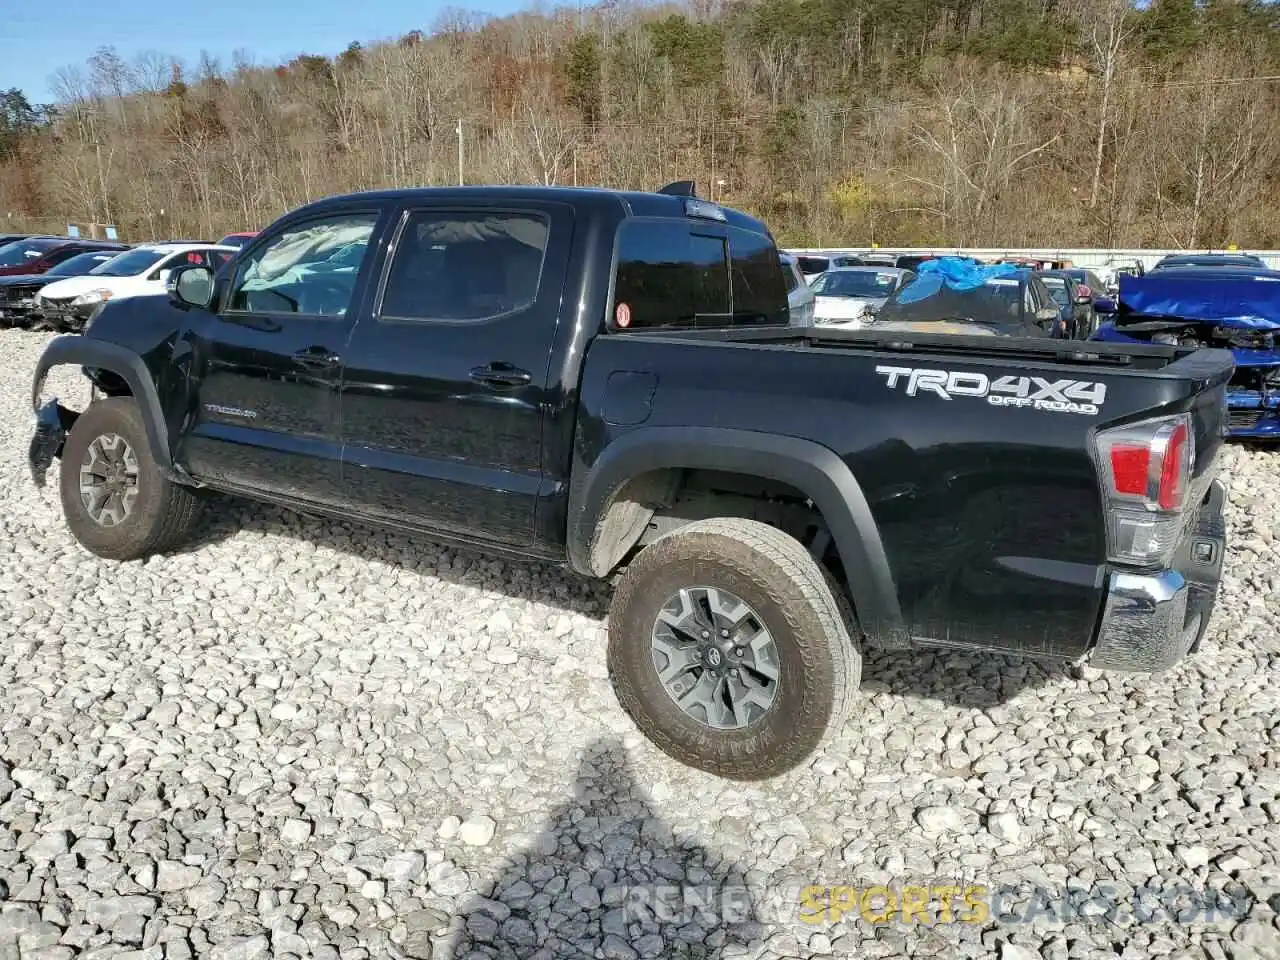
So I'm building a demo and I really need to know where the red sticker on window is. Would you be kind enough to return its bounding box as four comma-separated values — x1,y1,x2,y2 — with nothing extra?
615,302,631,328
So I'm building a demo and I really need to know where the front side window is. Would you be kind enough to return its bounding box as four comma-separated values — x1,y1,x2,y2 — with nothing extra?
229,213,378,317
381,211,549,322
1041,276,1070,307
154,248,224,278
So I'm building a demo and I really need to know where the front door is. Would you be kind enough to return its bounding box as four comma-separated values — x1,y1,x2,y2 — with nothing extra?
176,209,386,506
339,201,574,547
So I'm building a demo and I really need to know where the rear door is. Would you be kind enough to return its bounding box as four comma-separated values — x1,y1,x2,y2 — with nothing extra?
176,208,388,505
338,199,575,547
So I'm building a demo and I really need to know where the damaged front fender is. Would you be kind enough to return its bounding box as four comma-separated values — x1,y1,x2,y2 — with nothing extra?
29,399,79,488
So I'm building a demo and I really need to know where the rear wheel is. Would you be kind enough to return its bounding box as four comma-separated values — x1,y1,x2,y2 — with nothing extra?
607,517,861,780
59,398,201,560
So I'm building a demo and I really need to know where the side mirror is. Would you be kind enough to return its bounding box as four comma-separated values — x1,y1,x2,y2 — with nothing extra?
1034,306,1060,324
1094,297,1117,315
168,265,214,309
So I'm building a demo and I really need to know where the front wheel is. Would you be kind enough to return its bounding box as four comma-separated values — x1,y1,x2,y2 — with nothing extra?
607,517,861,780
58,397,201,561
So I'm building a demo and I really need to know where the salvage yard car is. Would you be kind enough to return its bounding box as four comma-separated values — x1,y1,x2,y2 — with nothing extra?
0,236,128,276
1092,266,1280,438
34,242,235,331
810,266,914,327
869,259,1071,338
29,185,1230,779
0,250,128,328
780,253,816,326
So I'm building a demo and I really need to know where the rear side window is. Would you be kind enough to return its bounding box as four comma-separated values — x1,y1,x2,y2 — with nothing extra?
381,211,549,322
781,260,798,293
729,228,788,326
612,220,786,330
612,221,728,329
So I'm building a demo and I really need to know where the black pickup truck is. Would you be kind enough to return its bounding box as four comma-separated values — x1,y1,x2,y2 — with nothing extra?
29,185,1231,779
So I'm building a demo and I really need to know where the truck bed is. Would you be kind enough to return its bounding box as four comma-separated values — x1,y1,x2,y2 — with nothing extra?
576,328,1232,658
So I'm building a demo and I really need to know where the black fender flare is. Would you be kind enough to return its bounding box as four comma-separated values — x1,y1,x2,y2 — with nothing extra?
568,426,906,645
31,335,175,473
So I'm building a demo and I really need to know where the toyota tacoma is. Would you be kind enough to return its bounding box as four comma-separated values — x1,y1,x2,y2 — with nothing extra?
29,184,1230,779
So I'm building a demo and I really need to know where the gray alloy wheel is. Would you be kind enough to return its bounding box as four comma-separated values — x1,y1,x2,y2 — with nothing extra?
78,432,140,527
650,585,781,730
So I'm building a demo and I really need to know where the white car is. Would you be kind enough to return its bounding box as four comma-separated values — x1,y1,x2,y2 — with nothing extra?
36,243,236,329
780,253,816,326
810,266,915,327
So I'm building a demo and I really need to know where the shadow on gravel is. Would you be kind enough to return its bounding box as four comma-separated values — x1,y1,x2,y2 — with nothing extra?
182,496,1076,709
859,647,1078,709
174,493,613,619
433,737,761,960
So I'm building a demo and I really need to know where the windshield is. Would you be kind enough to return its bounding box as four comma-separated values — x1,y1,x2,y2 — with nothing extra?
879,277,1024,325
812,271,899,298
90,248,167,277
46,252,119,276
1040,276,1071,306
0,238,58,267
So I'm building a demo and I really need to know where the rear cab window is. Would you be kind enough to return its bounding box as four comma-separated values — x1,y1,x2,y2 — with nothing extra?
611,219,788,330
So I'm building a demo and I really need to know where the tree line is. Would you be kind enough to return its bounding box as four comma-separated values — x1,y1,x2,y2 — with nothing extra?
1,0,1278,248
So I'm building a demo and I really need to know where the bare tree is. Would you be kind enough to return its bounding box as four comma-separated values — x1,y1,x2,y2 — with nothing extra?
1086,0,1135,209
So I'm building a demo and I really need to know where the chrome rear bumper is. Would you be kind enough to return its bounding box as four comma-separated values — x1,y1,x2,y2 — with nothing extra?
1091,478,1225,673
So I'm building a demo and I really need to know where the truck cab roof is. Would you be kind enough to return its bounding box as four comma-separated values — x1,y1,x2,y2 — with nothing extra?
286,185,774,237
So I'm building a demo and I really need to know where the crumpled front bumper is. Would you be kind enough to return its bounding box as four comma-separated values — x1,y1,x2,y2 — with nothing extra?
1225,387,1280,438
1090,477,1226,672
29,399,79,488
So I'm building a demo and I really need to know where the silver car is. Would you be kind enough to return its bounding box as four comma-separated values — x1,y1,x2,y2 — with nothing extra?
780,253,816,327
810,266,914,327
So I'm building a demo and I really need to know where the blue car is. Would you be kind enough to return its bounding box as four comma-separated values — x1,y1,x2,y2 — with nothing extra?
1091,266,1280,438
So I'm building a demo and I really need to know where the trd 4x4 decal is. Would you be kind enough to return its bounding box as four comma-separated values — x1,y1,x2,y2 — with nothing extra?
875,365,1107,416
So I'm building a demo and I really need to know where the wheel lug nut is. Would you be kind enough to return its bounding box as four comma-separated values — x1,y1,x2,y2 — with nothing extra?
730,668,739,677
734,647,744,657
720,629,730,638
701,630,710,639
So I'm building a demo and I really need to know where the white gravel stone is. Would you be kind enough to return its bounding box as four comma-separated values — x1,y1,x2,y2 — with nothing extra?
1,330,1278,960
988,812,1022,843
458,815,496,846
280,818,312,845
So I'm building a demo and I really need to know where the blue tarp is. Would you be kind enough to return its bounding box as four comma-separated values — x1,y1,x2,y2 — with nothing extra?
896,257,1022,304
1117,274,1280,331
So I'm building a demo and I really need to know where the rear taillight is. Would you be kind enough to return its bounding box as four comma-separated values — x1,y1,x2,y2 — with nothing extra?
1095,415,1194,565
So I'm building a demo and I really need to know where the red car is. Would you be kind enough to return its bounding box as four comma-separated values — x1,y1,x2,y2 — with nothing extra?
0,237,129,276
218,232,257,249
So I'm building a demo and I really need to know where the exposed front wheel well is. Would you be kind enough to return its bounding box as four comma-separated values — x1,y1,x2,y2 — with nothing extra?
86,367,133,398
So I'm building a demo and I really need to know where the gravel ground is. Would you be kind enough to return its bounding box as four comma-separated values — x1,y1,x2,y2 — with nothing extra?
1,327,1278,960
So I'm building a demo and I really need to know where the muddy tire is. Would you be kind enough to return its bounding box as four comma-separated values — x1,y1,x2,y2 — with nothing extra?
607,517,861,780
59,398,200,561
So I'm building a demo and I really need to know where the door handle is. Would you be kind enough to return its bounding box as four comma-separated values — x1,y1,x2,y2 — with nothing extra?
470,363,532,388
294,346,340,367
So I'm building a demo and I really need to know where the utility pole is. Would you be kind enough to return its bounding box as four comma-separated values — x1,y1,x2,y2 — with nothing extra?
456,119,464,186
94,140,111,224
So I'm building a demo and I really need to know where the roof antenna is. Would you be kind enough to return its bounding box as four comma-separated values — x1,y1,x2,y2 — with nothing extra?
657,180,697,198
